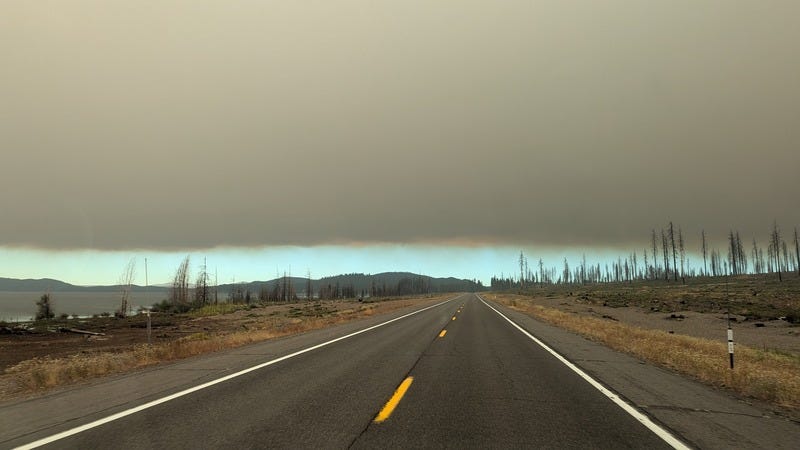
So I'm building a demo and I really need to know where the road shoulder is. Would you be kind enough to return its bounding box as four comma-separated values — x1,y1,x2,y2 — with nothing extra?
486,298,800,450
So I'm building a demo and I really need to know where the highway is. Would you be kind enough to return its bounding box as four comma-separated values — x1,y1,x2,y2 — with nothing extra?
3,293,687,449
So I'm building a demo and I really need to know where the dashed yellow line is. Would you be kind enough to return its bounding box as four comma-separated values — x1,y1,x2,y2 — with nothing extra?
374,377,414,423
438,329,447,338
452,316,456,321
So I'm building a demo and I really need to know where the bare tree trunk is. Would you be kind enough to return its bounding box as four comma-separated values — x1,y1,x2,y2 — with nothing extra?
651,229,659,280
661,229,670,281
194,257,209,307
118,258,136,317
771,221,782,281
701,229,708,277
669,222,678,282
306,269,313,300
171,256,190,305
678,227,685,284
795,227,800,276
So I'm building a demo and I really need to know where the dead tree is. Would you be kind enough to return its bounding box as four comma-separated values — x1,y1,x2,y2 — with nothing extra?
668,222,678,282
782,240,790,274
795,227,800,276
194,257,210,307
751,238,761,274
728,231,738,275
701,229,708,277
538,258,544,287
171,256,191,305
35,292,55,321
661,229,670,280
117,258,136,317
306,269,313,300
651,229,659,279
770,221,782,281
581,253,587,285
678,228,686,284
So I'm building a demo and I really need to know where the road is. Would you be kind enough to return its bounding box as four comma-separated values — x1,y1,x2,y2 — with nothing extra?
3,293,687,449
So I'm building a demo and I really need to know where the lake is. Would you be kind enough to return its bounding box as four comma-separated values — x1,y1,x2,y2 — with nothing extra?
0,291,168,322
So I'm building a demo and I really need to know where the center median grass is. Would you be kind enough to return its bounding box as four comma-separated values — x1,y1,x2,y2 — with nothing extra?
1,296,448,400
486,293,800,412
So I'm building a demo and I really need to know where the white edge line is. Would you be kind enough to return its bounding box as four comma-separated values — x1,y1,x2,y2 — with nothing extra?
476,294,691,450
15,297,456,450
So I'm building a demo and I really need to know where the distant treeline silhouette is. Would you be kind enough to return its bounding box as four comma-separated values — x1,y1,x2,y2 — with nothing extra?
493,221,799,289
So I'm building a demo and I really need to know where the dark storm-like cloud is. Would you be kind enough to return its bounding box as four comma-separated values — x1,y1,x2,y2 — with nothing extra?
2,1,799,251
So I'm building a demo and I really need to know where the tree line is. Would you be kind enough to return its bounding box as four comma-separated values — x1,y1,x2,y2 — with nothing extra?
493,221,799,289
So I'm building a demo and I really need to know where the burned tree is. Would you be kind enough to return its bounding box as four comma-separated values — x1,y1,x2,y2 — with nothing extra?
701,229,708,277
661,229,670,280
170,255,191,305
678,228,685,284
35,292,55,321
728,231,739,275
651,229,659,279
770,221,782,281
795,227,800,276
668,222,678,282
194,257,210,307
117,258,136,317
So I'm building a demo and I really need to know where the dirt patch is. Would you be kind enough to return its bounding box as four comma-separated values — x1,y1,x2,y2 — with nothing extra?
524,295,800,356
509,275,800,355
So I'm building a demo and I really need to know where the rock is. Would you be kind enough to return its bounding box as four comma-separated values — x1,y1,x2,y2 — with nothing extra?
754,323,766,328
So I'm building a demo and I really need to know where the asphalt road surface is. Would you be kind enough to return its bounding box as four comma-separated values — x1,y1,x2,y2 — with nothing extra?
5,293,688,449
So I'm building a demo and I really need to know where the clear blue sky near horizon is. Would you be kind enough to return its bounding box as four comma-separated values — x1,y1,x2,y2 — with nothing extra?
0,245,651,287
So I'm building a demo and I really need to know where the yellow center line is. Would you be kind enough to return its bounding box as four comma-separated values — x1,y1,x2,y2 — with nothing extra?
374,377,414,423
452,316,456,321
438,329,447,338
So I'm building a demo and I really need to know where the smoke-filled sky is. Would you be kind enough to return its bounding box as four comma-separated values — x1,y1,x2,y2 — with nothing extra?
2,1,799,284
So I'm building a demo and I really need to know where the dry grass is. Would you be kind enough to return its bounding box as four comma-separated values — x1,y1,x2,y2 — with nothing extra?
487,293,800,410
1,297,445,399
187,302,251,318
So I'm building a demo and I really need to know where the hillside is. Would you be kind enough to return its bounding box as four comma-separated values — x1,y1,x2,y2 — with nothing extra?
0,273,484,296
223,272,484,296
0,277,166,293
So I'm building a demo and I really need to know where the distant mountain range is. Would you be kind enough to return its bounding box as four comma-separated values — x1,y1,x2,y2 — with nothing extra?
0,273,485,294
224,272,485,295
0,277,167,292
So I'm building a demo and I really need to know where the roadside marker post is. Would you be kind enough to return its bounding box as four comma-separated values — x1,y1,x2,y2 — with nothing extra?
727,313,734,369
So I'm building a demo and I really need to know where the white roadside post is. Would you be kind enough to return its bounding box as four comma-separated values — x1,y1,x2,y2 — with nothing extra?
727,313,734,369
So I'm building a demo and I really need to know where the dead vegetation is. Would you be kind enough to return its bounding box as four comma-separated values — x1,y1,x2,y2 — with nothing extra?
0,295,448,400
519,274,800,322
487,292,800,411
